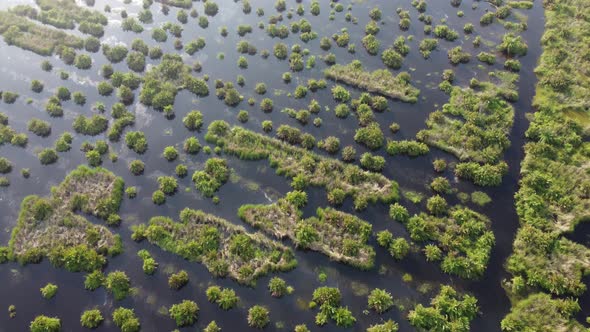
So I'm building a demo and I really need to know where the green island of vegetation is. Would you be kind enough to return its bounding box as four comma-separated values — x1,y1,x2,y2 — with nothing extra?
324,60,420,103
11,0,107,37
139,53,209,110
402,206,495,279
131,208,297,285
205,121,398,211
239,195,375,269
7,165,123,271
502,0,590,329
0,10,83,56
417,71,520,186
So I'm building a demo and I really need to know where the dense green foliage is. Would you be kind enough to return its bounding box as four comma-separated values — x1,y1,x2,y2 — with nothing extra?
408,285,478,332
80,309,103,329
140,54,208,110
503,0,590,329
30,315,61,332
169,300,199,327
192,158,229,197
417,74,518,185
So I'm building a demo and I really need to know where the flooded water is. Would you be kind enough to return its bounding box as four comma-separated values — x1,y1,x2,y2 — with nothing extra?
0,0,583,331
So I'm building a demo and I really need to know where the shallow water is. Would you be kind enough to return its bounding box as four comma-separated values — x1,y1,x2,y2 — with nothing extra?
0,0,583,331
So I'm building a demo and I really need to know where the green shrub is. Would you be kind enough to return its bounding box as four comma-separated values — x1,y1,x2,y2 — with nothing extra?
354,123,384,150
331,85,351,102
157,176,178,195
80,309,103,329
248,305,270,328
169,270,189,290
31,80,44,93
367,320,399,332
169,300,199,327
28,119,51,137
367,288,394,313
152,190,166,205
72,115,108,136
112,307,140,332
431,177,452,194
105,271,131,301
129,160,144,175
181,110,203,131
268,277,291,297
260,98,274,112
75,54,92,69
0,158,12,174
204,321,221,332
192,158,229,197
125,131,148,154
389,238,410,260
318,136,340,154
40,283,58,299
38,149,58,165
426,195,448,215
84,270,104,290
163,146,178,161
30,315,61,332
408,286,478,331
386,140,428,156
360,153,385,172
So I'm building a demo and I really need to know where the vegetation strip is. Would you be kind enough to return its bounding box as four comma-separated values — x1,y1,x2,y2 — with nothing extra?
132,208,297,286
239,197,375,269
324,60,420,103
502,0,590,330
205,121,399,211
